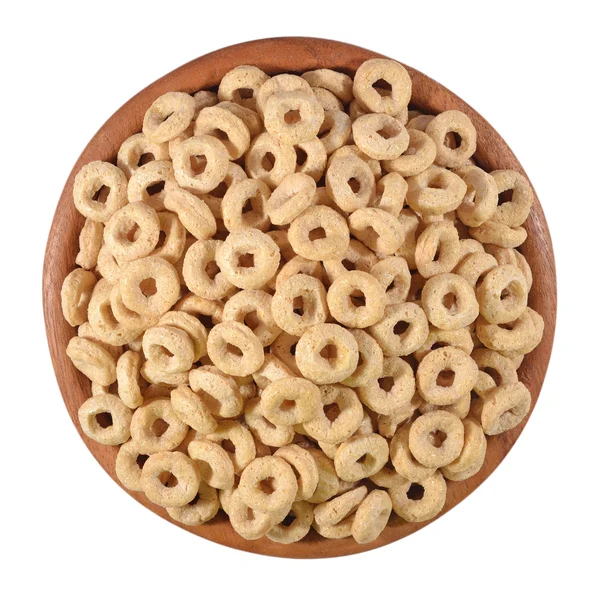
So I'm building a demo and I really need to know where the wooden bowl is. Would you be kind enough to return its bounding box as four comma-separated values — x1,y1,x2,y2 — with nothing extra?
43,37,556,559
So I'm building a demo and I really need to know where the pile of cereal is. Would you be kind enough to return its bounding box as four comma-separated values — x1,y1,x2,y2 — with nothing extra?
61,59,544,544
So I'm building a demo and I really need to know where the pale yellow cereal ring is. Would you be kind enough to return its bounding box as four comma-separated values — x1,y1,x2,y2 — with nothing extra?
270,332,301,375
288,205,350,261
369,465,408,489
222,289,280,346
476,307,543,354
206,321,264,377
206,420,256,473
455,251,498,288
489,246,533,293
469,221,527,248
78,393,132,445
389,470,447,522
174,293,224,326
406,165,467,216
150,212,186,264
389,425,435,482
406,114,434,131
477,264,528,324
193,90,218,113
348,207,403,255
377,394,422,438
166,480,220,526
305,448,340,503
302,69,353,104
218,65,270,110
244,397,295,447
328,144,382,180
140,361,189,387
313,515,354,539
294,138,328,182
198,161,247,221
369,256,410,305
312,87,344,111
490,170,533,227
349,98,368,120
117,133,169,179
170,385,217,435
142,92,195,144
274,445,320,502
326,154,375,212
76,219,104,270
353,58,411,116
216,101,263,139
221,179,271,233
252,354,296,390
419,391,471,420
395,208,420,269
61,268,97,327
159,311,207,362
369,302,429,357
477,382,532,435
323,239,377,283
188,439,235,490
245,132,296,190
276,256,324,289
228,489,283,540
314,486,367,531
142,325,194,374
95,245,121,284
425,110,477,168
415,221,460,278
453,165,498,227
334,434,389,482
256,73,312,113
73,161,128,223
342,330,384,388
193,106,250,160
421,273,479,330
358,356,415,416
67,336,116,386
318,110,353,154
408,410,465,468
144,383,176,401
266,173,316,226
295,323,359,384
441,417,487,481
127,160,173,211
351,489,392,544
370,172,407,218
183,239,236,300
115,439,148,491
266,501,314,544
130,398,188,453
352,113,409,160
382,129,437,177
188,365,243,418
260,377,320,426
457,238,485,262
109,285,157,332
414,327,474,362
416,347,478,405
116,350,144,409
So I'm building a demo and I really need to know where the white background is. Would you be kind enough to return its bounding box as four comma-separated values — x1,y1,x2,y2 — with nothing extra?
2,1,598,598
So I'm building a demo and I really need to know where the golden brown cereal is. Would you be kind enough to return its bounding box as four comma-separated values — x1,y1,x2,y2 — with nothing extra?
305,448,340,503
266,501,314,543
371,172,407,218
78,394,132,445
348,207,404,255
323,239,377,282
116,350,144,409
454,165,498,227
166,480,220,526
252,354,296,390
328,144,382,180
414,327,474,362
369,302,429,357
115,439,148,491
256,74,312,117
326,154,375,212
130,398,188,453
334,434,389,482
270,332,301,375
441,417,487,481
245,132,297,189
188,440,235,490
143,92,195,144
273,445,320,501
159,311,207,362
194,106,251,160
218,65,270,110
476,381,532,435
260,377,320,426
183,239,236,300
228,488,282,540
389,470,447,522
264,91,325,145
421,273,479,330
455,251,498,288
390,425,435,482
476,307,543,355
140,360,189,386
477,265,528,324
489,247,533,293
490,170,534,227
206,420,256,473
127,160,173,211
61,268,97,327
223,289,280,346
342,330,384,388
244,397,294,447
67,336,116,386
206,322,264,376
409,410,465,468
117,133,170,178
266,173,316,226
406,165,467,217
150,212,186,264
188,365,243,418
351,489,392,544
415,221,460,278
302,69,354,104
469,220,527,248
76,219,104,270
142,325,194,374
382,129,437,177
221,179,271,232
352,113,409,160
369,256,411,305
314,486,367,533
425,110,477,168
171,385,218,434
312,87,344,111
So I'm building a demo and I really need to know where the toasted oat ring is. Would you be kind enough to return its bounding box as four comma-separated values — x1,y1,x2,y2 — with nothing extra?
183,239,236,300
127,160,173,211
408,410,465,468
351,489,392,544
172,135,229,194
67,337,116,386
76,219,104,270
314,487,368,531
305,448,340,503
256,73,312,114
469,221,527,248
313,87,344,111
477,382,532,435
244,398,294,447
217,101,262,139
142,325,194,374
73,160,128,223
490,170,534,227
193,106,250,160
119,256,179,317
159,311,207,362
228,489,283,540
302,69,353,103
274,445,320,502
294,137,327,182
313,515,354,539
174,293,224,325
348,207,403,256
150,212,186,264
490,247,533,293
252,355,295,390
163,185,216,240
78,394,132,445
318,110,354,155
382,129,437,177
299,383,363,444
109,285,157,332
245,132,296,189
260,377,320,426
326,154,375,212
265,173,316,226
389,470,447,522
415,221,460,278
406,165,467,216
457,238,486,262
441,417,486,481
130,398,188,453
221,179,271,232
353,58,411,116
188,440,235,490
455,251,498,289
414,327,474,362
264,91,324,145
477,264,528,324
267,501,314,543
369,302,429,357
216,228,280,290
476,307,543,354
416,347,479,405
377,393,422,439
276,256,324,289
419,390,471,420
395,209,420,269
222,289,280,346
117,133,169,178
342,330,384,388
170,385,217,435
352,113,410,160
295,323,359,385
288,205,350,261
421,273,479,330
425,110,477,168
142,92,195,143
328,145,382,183
389,425,435,482
453,165,498,227
206,321,264,376
198,161,247,220
358,356,415,416
61,268,97,327
371,172,407,218
166,480,220,526
140,361,189,387
116,350,144,409
140,451,199,508
206,420,256,473
334,434,389,482
368,256,410,306
326,271,386,329
188,365,243,418
323,239,377,283
238,456,298,513
370,465,408,488
270,332,301,375
115,439,148,491
218,65,269,110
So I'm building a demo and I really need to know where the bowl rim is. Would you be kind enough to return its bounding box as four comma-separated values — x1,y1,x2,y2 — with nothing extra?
43,36,556,559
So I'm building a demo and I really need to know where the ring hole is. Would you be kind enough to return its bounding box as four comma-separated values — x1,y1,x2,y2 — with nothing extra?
125,222,141,243
430,341,449,351
289,343,297,356
244,310,260,329
428,430,448,448
284,110,301,125
324,403,341,423
318,121,333,139
373,79,392,96
500,287,512,301
356,353,365,367
280,399,297,412
160,472,178,488
212,128,229,142
262,152,275,171
160,346,175,359
295,146,308,167
101,302,119,326
407,483,425,501
258,477,276,495
428,175,446,190
151,418,169,437
237,88,254,100
140,278,157,297
136,454,149,469
378,376,395,392
188,492,200,506
205,260,220,278
309,227,327,241
436,369,455,387
156,230,167,248
92,185,110,204
498,189,514,206
433,244,441,262
138,152,155,167
95,412,113,428
442,292,457,313
393,321,409,336
242,197,254,214
377,124,398,140
498,322,515,331
320,344,338,362
348,177,361,194
350,290,366,308
483,367,503,386
282,512,297,527
293,296,305,316
342,259,356,271
147,181,165,196
356,453,370,465
211,181,228,199
222,439,236,453
190,154,207,176
226,343,243,357
444,132,462,149
237,253,255,268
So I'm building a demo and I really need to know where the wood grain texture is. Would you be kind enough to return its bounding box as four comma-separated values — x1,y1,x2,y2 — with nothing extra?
42,37,556,559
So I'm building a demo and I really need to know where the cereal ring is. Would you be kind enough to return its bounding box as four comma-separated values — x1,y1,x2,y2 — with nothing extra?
416,347,478,405
245,132,296,190
323,239,377,283
477,382,532,435
469,221,527,249
419,390,471,419
171,385,218,435
334,434,389,482
441,417,487,481
389,470,447,522
295,323,359,385
174,293,224,326
425,110,477,168
328,144,382,180
382,129,437,177
73,161,128,223
477,265,528,324
142,325,194,373
265,173,317,226
348,208,403,255
115,439,148,491
342,330,384,388
288,205,350,261
312,87,344,111
115,350,144,409
414,221,460,278
76,219,104,270
476,307,543,354
414,327,474,362
228,489,282,540
490,170,534,227
218,65,270,110
140,361,189,387
130,398,188,454
159,311,207,362
369,465,408,489
314,487,367,532
95,245,121,284
314,110,351,155
216,228,280,290
489,247,533,293
61,268,97,327
358,356,415,416
276,256,324,289
188,439,235,490
206,420,256,473
264,91,325,145
252,354,296,390
172,135,229,194
274,445,320,502
294,138,327,181
221,179,271,233
270,332,301,375
408,410,465,468
370,172,407,218
454,251,498,288
421,273,479,330
369,256,410,305
302,69,354,104
305,448,340,503
325,271,386,329
142,92,195,144
394,209,420,269
193,90,218,114
78,394,132,445
352,113,409,160
119,256,180,317
198,161,248,221
326,154,375,212
353,58,411,116
406,166,467,216
216,101,263,140
406,114,434,131
244,397,295,447
103,203,160,263
453,165,498,227
109,284,157,332
457,238,485,262
188,365,243,418
266,501,314,544
260,377,320,426
166,480,220,526
256,73,312,114
150,212,186,264
117,132,169,178
369,302,429,357
377,394,421,439
351,489,392,544
67,337,116,386
206,321,264,377
183,239,236,300
194,106,251,160
127,160,173,211
222,289,280,346
389,425,435,482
